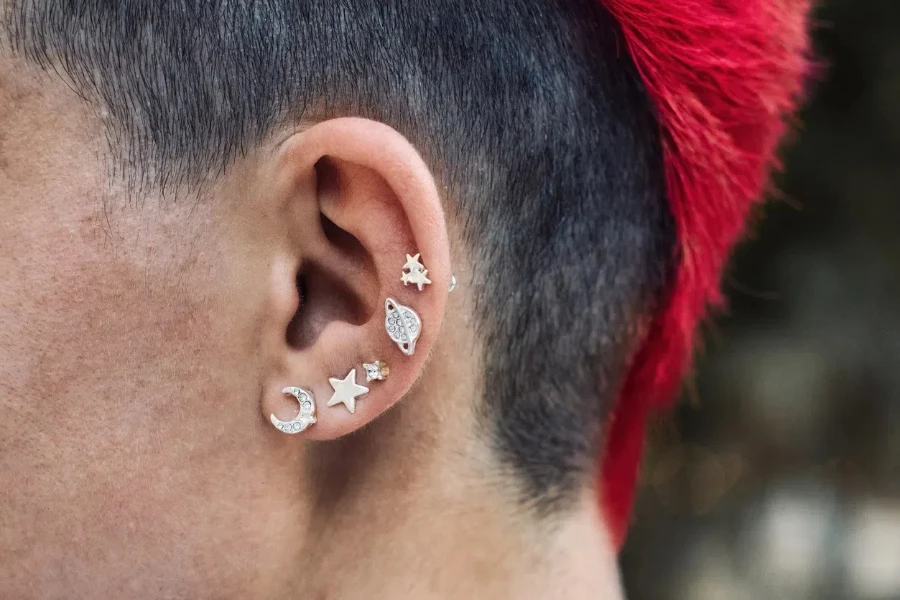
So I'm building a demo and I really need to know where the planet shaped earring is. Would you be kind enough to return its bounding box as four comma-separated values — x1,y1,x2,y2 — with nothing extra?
385,298,422,356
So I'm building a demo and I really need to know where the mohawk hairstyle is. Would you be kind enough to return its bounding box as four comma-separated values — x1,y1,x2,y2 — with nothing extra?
598,0,811,545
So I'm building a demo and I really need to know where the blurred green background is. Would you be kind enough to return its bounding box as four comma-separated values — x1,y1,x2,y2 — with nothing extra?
619,1,900,598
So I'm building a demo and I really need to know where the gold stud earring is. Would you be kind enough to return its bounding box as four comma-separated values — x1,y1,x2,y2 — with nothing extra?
363,360,390,382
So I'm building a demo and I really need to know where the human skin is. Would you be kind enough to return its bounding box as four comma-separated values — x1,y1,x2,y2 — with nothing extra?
0,46,623,599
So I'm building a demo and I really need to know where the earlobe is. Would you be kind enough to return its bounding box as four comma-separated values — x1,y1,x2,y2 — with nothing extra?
259,118,451,441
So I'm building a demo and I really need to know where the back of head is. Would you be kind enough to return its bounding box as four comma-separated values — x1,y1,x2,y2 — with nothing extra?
6,0,672,505
0,0,807,597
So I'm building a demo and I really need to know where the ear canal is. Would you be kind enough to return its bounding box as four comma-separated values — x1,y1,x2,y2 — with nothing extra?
286,260,370,351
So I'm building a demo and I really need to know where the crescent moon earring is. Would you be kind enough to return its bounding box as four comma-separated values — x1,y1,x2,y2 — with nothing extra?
270,387,317,434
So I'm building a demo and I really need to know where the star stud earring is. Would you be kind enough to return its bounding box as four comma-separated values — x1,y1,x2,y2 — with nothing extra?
401,253,432,292
327,368,369,414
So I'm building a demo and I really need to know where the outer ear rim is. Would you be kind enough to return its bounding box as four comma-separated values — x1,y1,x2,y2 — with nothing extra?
264,117,451,441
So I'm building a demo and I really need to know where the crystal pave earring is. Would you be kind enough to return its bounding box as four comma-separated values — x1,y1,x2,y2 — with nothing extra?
384,298,422,356
270,387,317,434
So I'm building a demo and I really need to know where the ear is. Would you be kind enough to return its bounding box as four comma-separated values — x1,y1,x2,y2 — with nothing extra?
259,118,451,440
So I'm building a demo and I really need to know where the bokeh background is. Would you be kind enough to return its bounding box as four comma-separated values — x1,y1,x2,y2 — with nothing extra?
619,0,900,598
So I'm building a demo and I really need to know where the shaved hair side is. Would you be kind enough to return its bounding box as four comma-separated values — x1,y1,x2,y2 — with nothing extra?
3,0,673,512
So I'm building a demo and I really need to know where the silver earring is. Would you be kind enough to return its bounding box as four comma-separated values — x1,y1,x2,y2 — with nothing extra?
385,297,421,356
448,275,457,292
271,387,317,434
363,360,390,382
401,253,432,291
327,368,369,414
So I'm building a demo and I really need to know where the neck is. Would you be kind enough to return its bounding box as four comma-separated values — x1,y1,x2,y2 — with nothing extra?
298,425,622,599
286,368,623,598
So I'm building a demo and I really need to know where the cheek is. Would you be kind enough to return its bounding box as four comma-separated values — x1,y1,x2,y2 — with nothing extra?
0,185,262,532
0,191,237,464
0,68,296,591
0,212,216,419
0,191,291,588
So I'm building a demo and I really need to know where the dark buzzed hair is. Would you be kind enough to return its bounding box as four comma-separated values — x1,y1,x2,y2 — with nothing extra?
3,0,673,512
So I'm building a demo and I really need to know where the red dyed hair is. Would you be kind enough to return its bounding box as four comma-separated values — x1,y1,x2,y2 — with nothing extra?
597,0,812,547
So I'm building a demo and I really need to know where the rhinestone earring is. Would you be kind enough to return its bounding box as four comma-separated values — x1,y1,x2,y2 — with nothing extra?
401,253,432,291
271,387,317,434
385,298,421,355
363,360,389,382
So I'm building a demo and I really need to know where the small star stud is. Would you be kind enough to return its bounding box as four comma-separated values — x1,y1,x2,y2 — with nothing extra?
327,368,369,414
401,253,432,292
403,253,423,271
